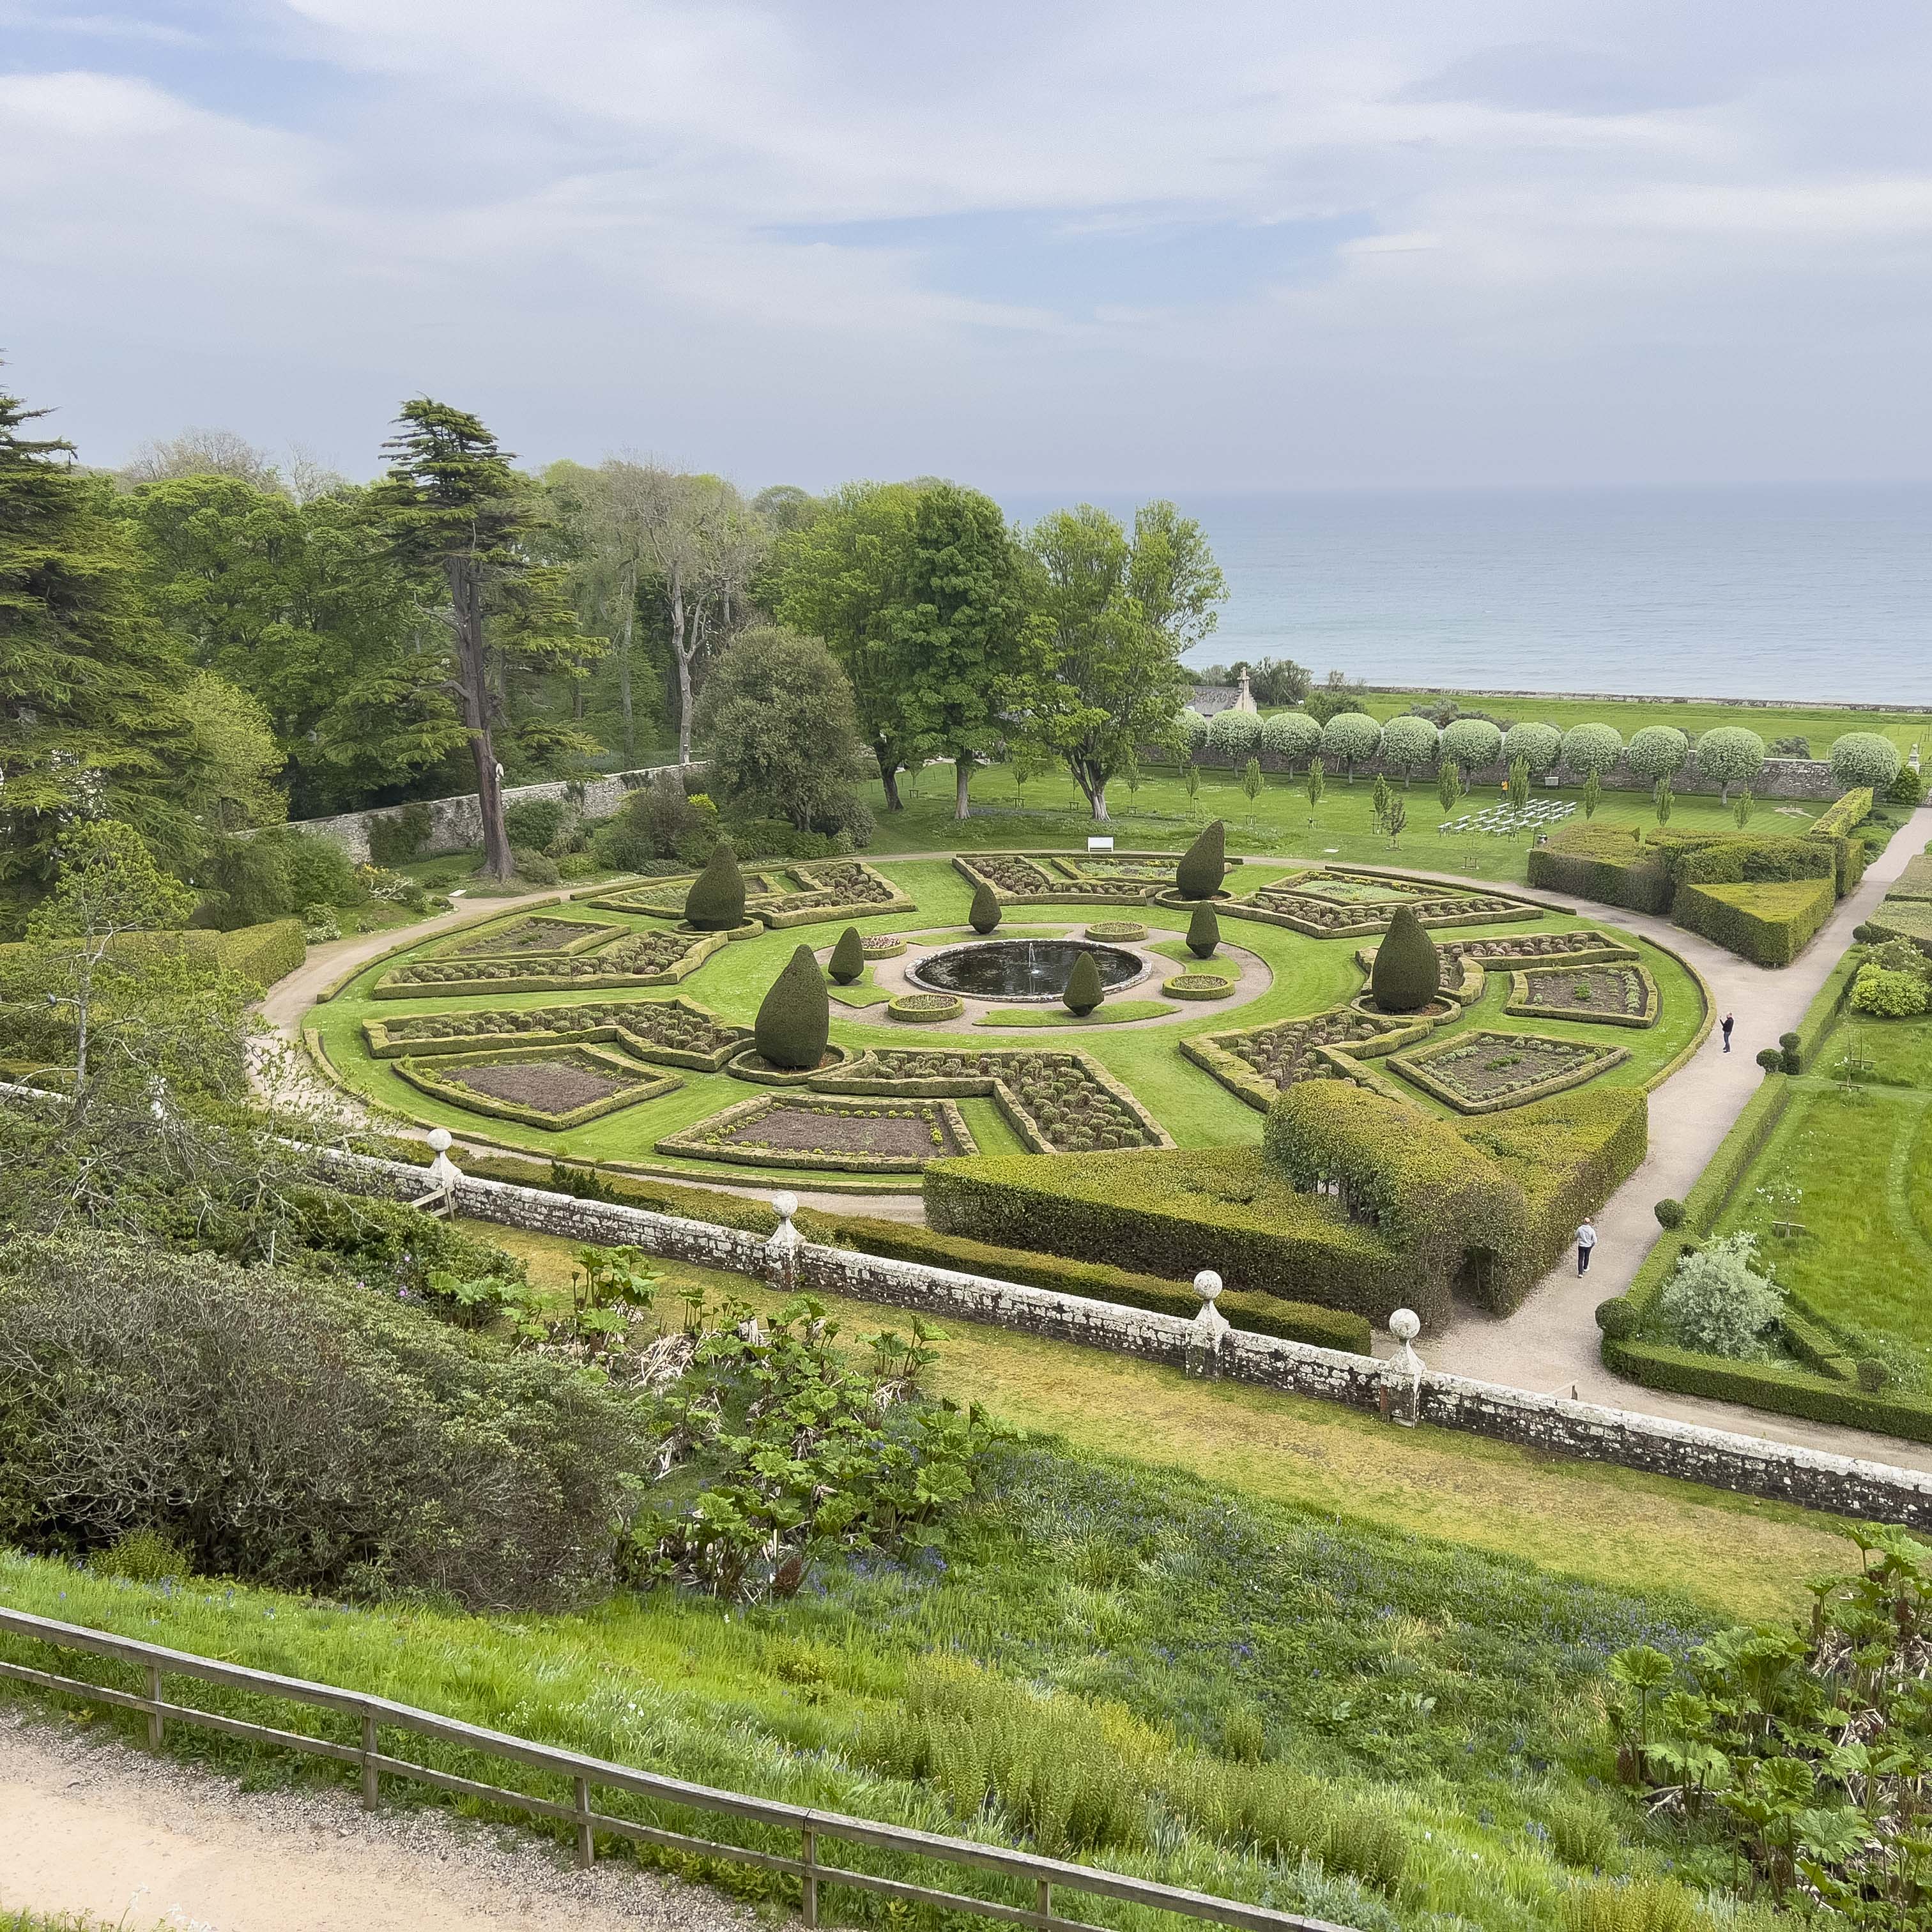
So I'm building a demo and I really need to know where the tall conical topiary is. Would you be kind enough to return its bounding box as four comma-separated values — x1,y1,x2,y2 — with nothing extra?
1176,820,1225,900
1187,903,1220,959
1062,949,1103,1016
827,926,864,985
1370,906,1441,1014
685,839,746,931
756,944,831,1070
969,881,1002,934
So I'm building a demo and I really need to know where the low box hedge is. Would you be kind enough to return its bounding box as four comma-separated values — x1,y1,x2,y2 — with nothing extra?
371,929,726,998
1673,876,1834,966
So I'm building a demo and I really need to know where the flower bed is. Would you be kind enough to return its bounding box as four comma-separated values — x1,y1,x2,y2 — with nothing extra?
657,1092,977,1172
363,997,749,1070
429,912,621,959
887,992,963,1023
860,933,909,959
1388,1029,1629,1114
1505,962,1660,1028
394,1045,680,1130
1162,972,1234,1000
372,927,725,997
1206,867,1542,938
1084,919,1149,942
577,861,914,929
1183,1006,1428,1111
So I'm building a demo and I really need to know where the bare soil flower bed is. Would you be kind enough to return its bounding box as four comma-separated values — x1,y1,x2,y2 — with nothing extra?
444,1055,640,1112
1389,1028,1629,1114
657,1093,976,1170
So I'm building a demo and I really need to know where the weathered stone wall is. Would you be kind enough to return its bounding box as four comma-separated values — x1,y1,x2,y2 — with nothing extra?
328,1149,1932,1532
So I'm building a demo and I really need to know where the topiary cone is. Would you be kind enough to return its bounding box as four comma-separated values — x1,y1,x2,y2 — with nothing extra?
827,926,864,985
1062,949,1104,1015
685,839,746,931
756,944,831,1070
1176,820,1226,900
1370,905,1440,1013
969,880,1002,934
1186,903,1220,958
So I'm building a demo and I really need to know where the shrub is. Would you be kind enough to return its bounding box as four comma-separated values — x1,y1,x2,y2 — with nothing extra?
1771,733,1811,758
1625,726,1690,781
1317,710,1381,779
365,802,433,868
1655,1232,1781,1358
1653,1198,1684,1229
1442,716,1502,774
1176,821,1226,899
1851,963,1929,1016
1595,1296,1639,1341
969,880,1002,933
1376,715,1438,779
1257,710,1321,767
684,839,747,930
510,846,560,886
503,797,576,855
1669,834,1832,887
1888,762,1926,806
1857,1357,1891,1393
755,944,831,1070
828,926,865,984
1756,1046,1783,1072
201,827,364,928
1062,950,1103,1015
1526,824,1671,914
812,793,876,850
0,1234,645,1606
1692,726,1766,802
1830,730,1901,792
1560,723,1624,775
1368,905,1440,1013
1178,707,1211,751
1673,877,1834,967
1501,721,1561,772
1206,708,1261,760
1186,903,1220,958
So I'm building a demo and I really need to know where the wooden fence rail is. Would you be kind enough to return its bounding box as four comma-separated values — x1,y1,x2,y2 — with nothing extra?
0,1606,1352,1932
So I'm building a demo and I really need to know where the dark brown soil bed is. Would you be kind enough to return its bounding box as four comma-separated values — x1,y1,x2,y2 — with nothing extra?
724,1101,962,1158
453,916,597,956
447,1057,640,1112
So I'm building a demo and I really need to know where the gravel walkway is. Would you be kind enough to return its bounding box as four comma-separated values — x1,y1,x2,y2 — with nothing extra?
0,1710,759,1932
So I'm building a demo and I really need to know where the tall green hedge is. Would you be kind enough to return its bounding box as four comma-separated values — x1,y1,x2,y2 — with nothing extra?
1669,835,1834,886
1368,905,1439,1012
685,840,747,930
1809,788,1873,894
1176,820,1226,900
755,944,830,1068
1673,877,1834,967
199,918,307,990
1525,825,1672,913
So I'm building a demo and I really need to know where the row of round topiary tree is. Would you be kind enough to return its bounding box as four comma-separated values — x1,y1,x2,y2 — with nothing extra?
1177,707,1904,801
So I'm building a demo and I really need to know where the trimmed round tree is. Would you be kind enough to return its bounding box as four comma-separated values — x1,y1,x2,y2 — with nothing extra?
1560,723,1624,776
827,926,864,985
1178,707,1211,753
1259,710,1321,770
1062,949,1103,1015
755,944,831,1070
684,840,746,930
1318,710,1383,783
1694,725,1767,804
1370,905,1441,1013
969,880,1002,934
1187,903,1220,958
1501,721,1561,773
1830,731,1902,793
1379,715,1440,783
1442,717,1503,776
1206,707,1262,762
1176,820,1226,899
1626,726,1691,783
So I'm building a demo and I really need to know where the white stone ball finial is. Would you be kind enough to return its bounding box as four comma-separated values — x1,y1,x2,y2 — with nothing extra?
770,1191,799,1222
426,1128,452,1154
1388,1308,1420,1343
1193,1269,1223,1303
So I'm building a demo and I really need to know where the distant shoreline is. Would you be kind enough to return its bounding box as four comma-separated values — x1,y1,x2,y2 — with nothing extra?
1359,684,1929,717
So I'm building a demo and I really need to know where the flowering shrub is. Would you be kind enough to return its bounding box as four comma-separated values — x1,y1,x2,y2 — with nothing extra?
1655,1232,1782,1358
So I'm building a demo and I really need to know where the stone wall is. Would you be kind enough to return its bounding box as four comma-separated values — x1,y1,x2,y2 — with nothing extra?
332,1149,1932,1533
280,764,706,864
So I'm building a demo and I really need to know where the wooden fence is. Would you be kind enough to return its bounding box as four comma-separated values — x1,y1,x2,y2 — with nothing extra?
0,1606,1352,1932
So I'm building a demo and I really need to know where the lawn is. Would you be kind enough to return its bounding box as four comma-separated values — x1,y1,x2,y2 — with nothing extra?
307,857,1704,1177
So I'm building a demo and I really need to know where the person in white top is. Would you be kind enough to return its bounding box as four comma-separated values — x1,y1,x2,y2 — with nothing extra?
1575,1219,1597,1276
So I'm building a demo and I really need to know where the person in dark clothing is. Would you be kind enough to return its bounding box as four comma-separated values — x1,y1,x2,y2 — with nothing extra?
1721,1013,1735,1052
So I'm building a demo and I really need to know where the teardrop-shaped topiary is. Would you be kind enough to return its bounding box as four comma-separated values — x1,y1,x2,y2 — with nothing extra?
1062,949,1104,1015
828,926,864,985
1176,820,1226,900
685,839,746,931
1187,903,1220,959
756,944,831,1069
1370,905,1441,1014
969,880,1002,934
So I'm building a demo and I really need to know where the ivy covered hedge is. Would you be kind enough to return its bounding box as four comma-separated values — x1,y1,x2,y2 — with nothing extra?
1672,877,1835,967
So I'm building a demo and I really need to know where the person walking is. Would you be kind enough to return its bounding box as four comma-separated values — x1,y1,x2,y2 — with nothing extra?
1721,1013,1735,1053
1576,1218,1597,1275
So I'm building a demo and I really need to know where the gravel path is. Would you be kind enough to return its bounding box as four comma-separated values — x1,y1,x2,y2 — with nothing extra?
0,1710,760,1932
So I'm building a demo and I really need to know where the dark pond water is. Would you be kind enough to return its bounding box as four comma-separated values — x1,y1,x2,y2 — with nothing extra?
911,939,1145,1002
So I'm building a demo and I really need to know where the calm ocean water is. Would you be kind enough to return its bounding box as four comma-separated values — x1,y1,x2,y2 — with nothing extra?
1002,484,1932,707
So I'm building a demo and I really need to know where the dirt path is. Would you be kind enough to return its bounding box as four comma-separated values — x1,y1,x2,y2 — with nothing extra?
0,1711,756,1932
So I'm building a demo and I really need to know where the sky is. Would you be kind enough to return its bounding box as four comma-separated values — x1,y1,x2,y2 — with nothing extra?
4,1,1931,492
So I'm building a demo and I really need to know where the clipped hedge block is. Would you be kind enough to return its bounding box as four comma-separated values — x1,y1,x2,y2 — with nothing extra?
1526,825,1673,914
1673,877,1834,967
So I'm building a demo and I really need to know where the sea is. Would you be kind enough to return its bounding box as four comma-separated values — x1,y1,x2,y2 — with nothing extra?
1000,483,1932,708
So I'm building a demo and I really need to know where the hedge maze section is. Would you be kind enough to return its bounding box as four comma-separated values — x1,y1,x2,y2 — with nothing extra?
815,1045,1171,1154
657,1093,977,1173
1388,1029,1629,1114
427,912,624,959
1213,868,1543,938
578,860,914,929
363,997,750,1071
395,1045,680,1130
1505,962,1660,1029
372,926,727,997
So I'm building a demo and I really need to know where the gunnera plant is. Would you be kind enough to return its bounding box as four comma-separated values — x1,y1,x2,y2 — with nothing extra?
1176,820,1226,900
756,944,831,1069
1187,903,1220,958
1062,951,1104,1016
1369,906,1441,1013
828,926,864,985
684,839,747,931
969,880,1002,935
